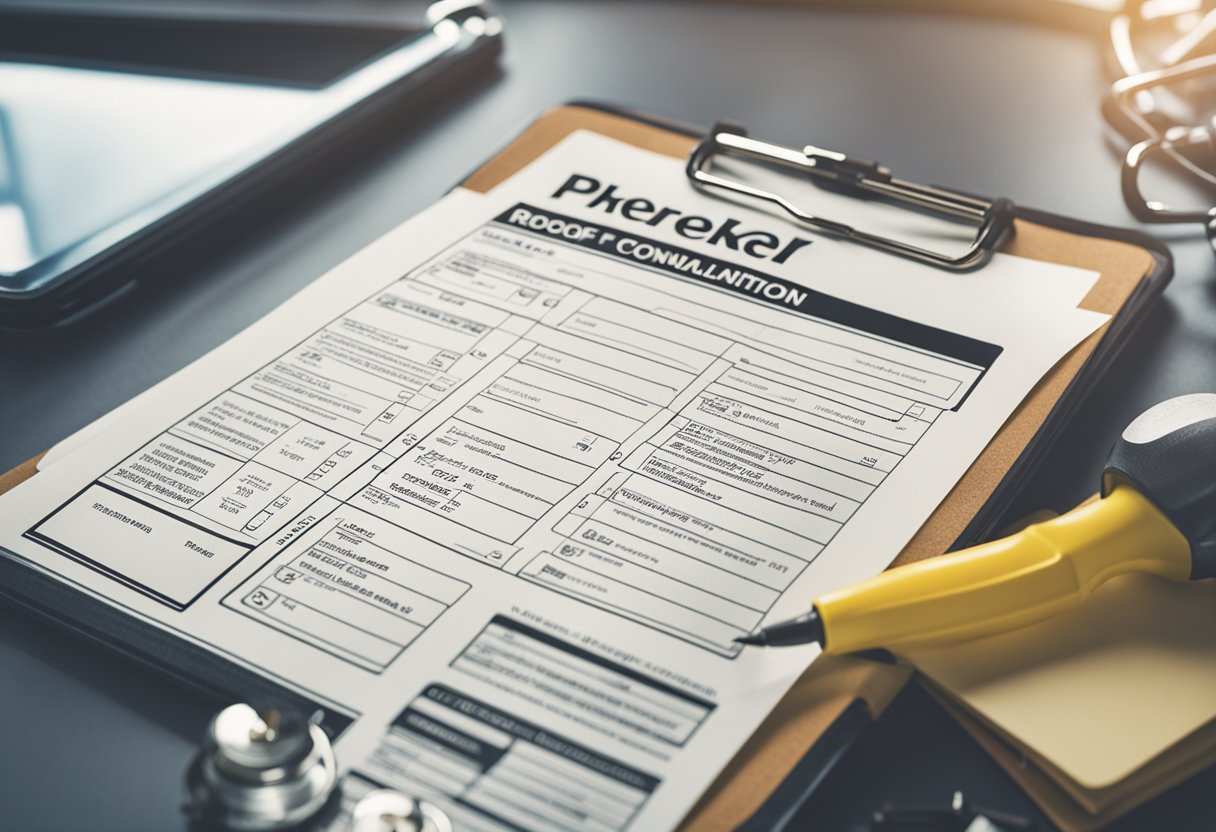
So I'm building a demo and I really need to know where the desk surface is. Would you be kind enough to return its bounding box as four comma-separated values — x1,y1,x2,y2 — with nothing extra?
2,2,1214,830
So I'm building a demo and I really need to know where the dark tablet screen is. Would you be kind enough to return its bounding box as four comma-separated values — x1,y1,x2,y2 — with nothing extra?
0,11,422,297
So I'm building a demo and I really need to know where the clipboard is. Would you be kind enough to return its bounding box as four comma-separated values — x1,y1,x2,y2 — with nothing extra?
0,103,1173,830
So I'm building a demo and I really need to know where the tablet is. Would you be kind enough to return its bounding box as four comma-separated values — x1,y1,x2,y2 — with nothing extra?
0,2,502,330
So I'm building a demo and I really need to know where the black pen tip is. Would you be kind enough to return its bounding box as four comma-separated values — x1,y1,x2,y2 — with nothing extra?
734,609,824,648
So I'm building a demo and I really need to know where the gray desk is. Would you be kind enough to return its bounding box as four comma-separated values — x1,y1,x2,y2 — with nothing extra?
1,3,1213,829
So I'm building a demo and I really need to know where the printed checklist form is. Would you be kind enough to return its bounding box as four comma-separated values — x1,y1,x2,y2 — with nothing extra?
0,132,1108,830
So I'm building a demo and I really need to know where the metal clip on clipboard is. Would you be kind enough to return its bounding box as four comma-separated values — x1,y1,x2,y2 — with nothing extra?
686,123,1015,271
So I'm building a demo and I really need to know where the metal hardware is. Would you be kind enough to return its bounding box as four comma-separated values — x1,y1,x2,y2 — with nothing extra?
348,790,454,832
1103,2,1216,252
1123,126,1216,223
686,124,1014,272
427,0,504,37
1107,52,1216,205
184,704,338,831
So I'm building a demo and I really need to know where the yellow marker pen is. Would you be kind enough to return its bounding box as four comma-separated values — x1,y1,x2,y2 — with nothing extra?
736,393,1216,654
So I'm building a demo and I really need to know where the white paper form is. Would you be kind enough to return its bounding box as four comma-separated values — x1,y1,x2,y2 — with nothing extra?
0,132,1108,831
33,134,1102,474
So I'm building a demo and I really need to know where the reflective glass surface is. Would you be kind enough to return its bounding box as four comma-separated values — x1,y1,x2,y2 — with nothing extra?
0,63,314,275
0,11,417,299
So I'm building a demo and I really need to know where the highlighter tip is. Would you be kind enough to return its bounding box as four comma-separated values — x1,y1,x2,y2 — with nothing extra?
734,633,766,646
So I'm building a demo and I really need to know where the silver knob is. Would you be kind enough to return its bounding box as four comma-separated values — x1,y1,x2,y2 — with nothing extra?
349,790,453,832
185,704,338,831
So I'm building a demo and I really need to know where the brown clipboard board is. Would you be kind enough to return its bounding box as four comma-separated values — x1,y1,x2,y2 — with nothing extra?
0,104,1169,831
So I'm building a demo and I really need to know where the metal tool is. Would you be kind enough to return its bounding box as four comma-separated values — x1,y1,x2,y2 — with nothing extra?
184,703,456,832
1106,53,1216,223
738,393,1216,653
1102,2,1216,251
184,703,338,831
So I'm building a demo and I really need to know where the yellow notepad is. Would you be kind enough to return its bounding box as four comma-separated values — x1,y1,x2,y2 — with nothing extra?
909,572,1216,830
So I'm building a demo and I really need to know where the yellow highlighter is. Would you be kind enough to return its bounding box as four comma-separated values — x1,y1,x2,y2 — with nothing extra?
736,394,1216,654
